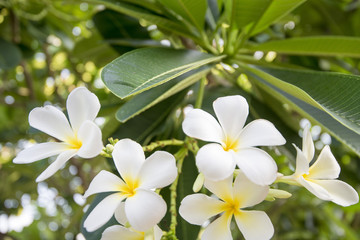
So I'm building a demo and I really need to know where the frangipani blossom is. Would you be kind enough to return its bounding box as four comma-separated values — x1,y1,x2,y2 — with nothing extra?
179,172,274,240
284,125,359,206
101,202,163,240
182,95,285,185
83,139,177,232
13,87,103,182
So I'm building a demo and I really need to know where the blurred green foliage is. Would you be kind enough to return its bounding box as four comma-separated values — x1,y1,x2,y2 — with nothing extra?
0,0,359,239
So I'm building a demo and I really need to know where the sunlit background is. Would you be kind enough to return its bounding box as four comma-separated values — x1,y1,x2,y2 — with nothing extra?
1,0,360,239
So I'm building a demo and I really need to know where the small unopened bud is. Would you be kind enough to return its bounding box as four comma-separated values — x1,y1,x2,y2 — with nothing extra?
266,189,292,201
106,144,114,153
193,173,205,192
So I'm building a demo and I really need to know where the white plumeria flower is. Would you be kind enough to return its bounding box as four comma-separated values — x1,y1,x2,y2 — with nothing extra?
286,125,359,206
182,95,285,185
101,202,163,240
13,87,103,182
83,138,177,232
179,172,274,240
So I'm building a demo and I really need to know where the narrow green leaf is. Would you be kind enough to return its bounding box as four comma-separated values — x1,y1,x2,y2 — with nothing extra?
248,74,360,155
158,0,207,30
249,0,307,36
93,9,151,54
117,66,211,122
73,33,119,67
102,47,224,99
243,65,360,153
112,91,187,143
0,38,22,70
207,0,220,22
232,0,270,29
83,0,193,38
247,36,360,58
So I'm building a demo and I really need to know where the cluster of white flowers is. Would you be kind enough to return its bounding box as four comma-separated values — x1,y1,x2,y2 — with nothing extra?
14,88,359,240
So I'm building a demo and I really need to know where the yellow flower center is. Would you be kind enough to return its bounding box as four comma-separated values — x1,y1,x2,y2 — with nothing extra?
119,177,140,198
223,137,239,152
301,172,310,180
221,198,241,216
67,136,83,149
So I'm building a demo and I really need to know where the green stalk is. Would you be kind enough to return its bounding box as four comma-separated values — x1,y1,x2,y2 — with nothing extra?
101,138,184,157
163,148,188,240
195,76,206,109
142,139,184,152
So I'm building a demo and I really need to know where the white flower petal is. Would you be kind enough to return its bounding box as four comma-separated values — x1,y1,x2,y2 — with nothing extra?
66,87,101,132
112,139,145,182
153,225,163,240
182,109,223,143
235,148,277,186
84,193,125,232
77,120,103,158
298,177,331,201
179,194,225,225
114,202,127,225
101,225,142,240
235,210,274,240
309,179,359,207
233,172,269,208
125,189,166,232
201,213,232,240
293,145,309,177
308,145,340,179
29,105,74,142
238,119,285,148
84,170,125,198
213,95,248,140
36,150,77,182
302,124,314,162
13,142,68,164
204,175,233,202
138,151,177,189
196,144,236,181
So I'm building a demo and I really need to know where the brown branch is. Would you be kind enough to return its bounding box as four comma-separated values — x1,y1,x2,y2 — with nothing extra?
20,61,35,101
9,9,20,44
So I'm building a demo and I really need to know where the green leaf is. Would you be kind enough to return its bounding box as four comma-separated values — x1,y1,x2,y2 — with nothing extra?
249,0,307,36
102,47,224,99
0,38,22,70
244,66,360,155
157,0,207,30
244,66,360,135
247,36,360,58
232,0,270,29
117,66,211,122
112,90,187,143
93,9,151,54
207,0,220,23
84,0,193,38
72,33,119,67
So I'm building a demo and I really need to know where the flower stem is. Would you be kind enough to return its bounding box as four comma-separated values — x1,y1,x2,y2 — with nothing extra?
163,148,188,240
101,138,184,157
185,137,199,155
142,139,184,152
